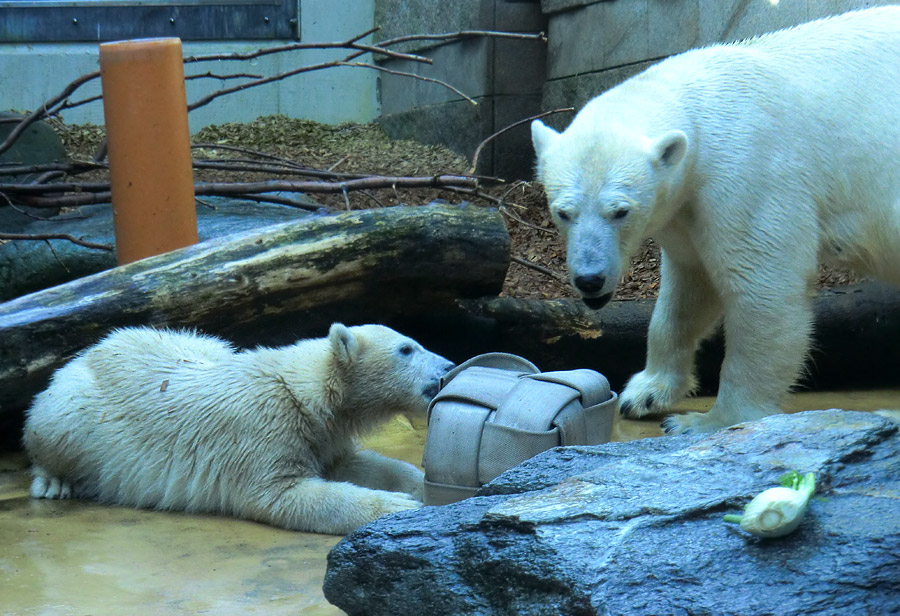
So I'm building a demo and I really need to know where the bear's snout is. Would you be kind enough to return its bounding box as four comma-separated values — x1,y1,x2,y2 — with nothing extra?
422,360,454,400
574,273,607,295
574,274,613,310
423,381,441,400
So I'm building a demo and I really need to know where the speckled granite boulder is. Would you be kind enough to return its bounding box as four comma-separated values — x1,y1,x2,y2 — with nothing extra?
324,410,900,615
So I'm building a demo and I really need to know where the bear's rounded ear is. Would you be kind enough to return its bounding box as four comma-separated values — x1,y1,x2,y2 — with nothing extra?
531,120,561,158
329,323,359,368
651,130,688,168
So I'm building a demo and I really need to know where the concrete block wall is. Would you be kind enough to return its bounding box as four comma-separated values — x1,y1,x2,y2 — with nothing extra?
373,0,547,179
541,0,900,128
375,0,898,179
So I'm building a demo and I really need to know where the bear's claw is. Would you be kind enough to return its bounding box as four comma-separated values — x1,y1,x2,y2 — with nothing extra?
31,475,74,499
619,368,695,419
661,415,690,435
662,411,730,434
619,394,656,417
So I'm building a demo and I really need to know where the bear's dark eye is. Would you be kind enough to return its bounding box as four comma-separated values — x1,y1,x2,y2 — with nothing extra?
399,344,414,356
612,208,629,220
556,210,571,222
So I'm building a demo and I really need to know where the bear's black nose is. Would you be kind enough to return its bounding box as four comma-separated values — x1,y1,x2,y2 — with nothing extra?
423,382,440,400
574,274,607,295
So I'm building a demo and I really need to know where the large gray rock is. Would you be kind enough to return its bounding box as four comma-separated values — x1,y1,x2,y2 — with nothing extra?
0,112,67,182
324,410,900,615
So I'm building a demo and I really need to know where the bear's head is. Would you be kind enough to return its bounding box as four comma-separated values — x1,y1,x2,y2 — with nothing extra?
328,323,454,420
531,119,688,310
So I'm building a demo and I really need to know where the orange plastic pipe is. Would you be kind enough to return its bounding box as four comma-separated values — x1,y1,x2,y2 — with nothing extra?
99,38,198,265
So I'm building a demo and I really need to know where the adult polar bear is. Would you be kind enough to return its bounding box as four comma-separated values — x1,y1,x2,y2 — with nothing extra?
532,7,900,434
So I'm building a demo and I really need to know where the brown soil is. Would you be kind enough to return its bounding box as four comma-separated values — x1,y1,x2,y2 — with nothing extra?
53,115,859,300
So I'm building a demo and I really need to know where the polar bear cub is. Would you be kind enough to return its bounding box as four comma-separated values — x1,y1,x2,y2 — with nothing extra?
532,7,900,433
23,324,453,535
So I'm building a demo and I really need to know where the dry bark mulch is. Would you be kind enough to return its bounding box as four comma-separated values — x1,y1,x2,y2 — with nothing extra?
53,115,859,300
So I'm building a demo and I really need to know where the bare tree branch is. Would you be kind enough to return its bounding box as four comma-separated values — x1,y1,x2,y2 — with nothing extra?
186,56,473,112
469,107,575,174
0,26,549,255
347,25,381,44
185,71,264,81
0,70,100,157
5,174,502,209
500,205,555,235
44,238,72,272
1,28,546,162
190,142,305,167
0,161,107,177
184,40,432,66
510,255,568,285
337,61,477,105
194,174,491,195
56,94,102,113
379,30,547,48
0,181,109,193
11,192,112,208
0,232,113,251
186,58,349,112
222,193,323,211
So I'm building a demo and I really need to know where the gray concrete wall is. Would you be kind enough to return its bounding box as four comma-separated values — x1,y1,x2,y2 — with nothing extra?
542,0,900,126
374,0,547,179
376,0,900,179
0,0,378,132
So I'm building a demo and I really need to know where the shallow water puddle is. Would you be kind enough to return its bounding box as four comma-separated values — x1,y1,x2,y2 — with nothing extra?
0,467,343,615
1,390,896,614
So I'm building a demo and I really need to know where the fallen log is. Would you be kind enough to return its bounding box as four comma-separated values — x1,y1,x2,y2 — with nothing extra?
448,281,900,393
0,204,510,424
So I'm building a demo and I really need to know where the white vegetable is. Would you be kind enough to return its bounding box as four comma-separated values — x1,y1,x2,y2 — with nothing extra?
724,471,816,539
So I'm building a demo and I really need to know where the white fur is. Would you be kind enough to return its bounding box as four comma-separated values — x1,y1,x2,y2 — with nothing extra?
532,8,900,433
23,324,453,535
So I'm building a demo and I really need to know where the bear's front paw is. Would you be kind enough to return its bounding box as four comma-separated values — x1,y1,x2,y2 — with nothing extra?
661,411,728,435
372,491,423,518
392,463,425,500
405,476,424,501
661,412,703,434
663,402,780,435
619,370,691,419
336,491,423,534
